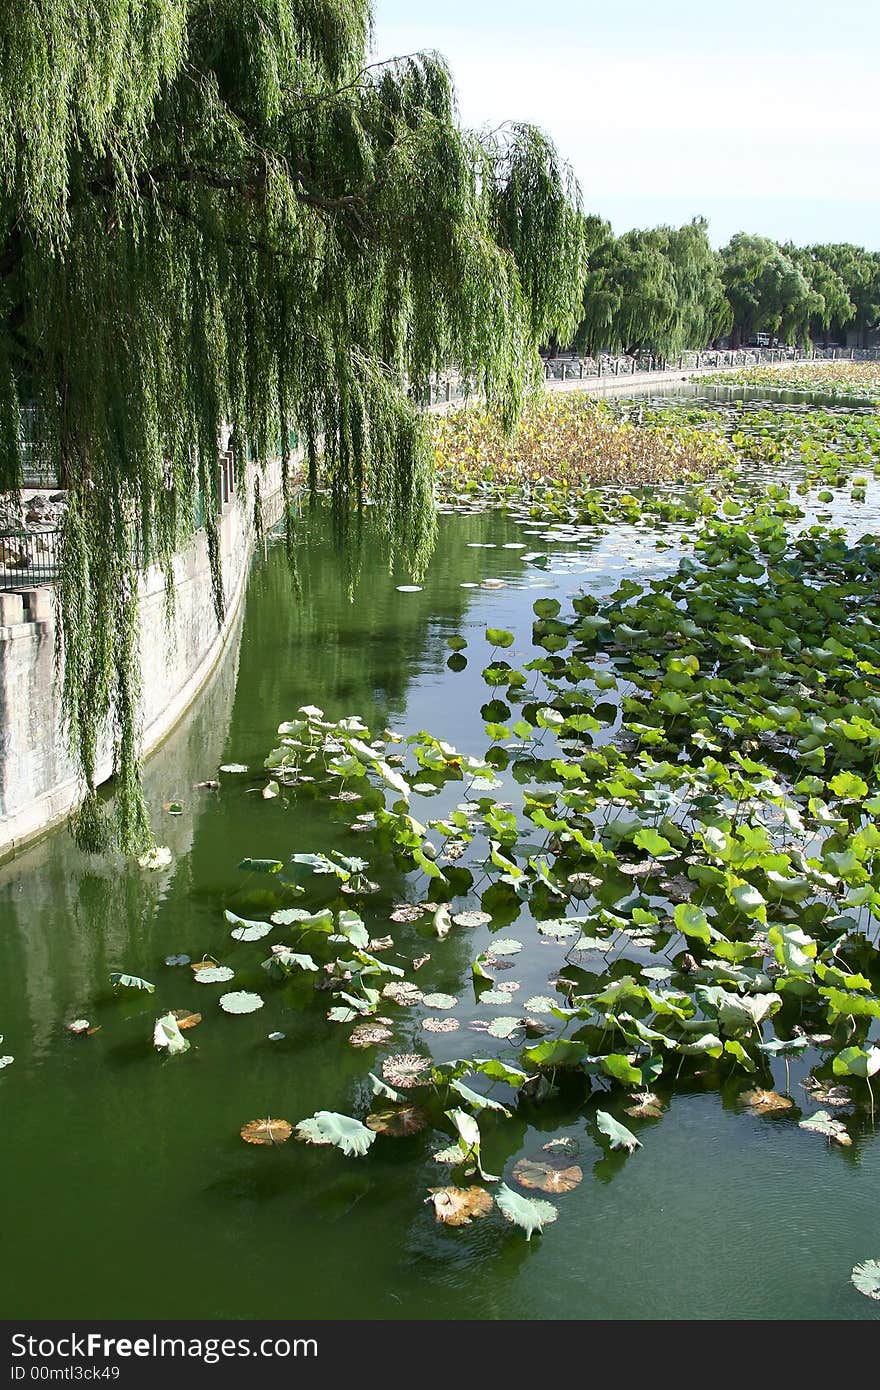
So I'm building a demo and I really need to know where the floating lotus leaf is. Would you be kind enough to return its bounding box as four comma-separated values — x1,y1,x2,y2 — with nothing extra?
295,1111,375,1157
423,1017,460,1033
240,1118,292,1145
366,1104,429,1137
477,989,514,1007
192,965,235,984
382,981,423,1006
537,919,580,940
427,1186,494,1225
451,910,491,928
153,1012,190,1055
801,1081,851,1107
495,1182,558,1239
543,1136,580,1156
486,938,522,956
225,910,272,942
110,972,155,993
799,1110,852,1146
219,764,248,773
382,1054,432,1088
486,1016,523,1039
67,1019,91,1035
512,1157,583,1194
596,1110,642,1153
742,1089,793,1114
524,996,559,1014
625,1093,664,1119
219,991,264,1015
390,904,423,923
172,1010,202,1031
422,993,458,1010
432,1145,467,1165
348,1024,393,1048
165,954,191,967
851,1260,880,1301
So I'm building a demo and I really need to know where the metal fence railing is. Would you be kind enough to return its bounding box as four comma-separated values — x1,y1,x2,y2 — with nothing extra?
418,345,880,402
540,344,880,384
0,529,62,588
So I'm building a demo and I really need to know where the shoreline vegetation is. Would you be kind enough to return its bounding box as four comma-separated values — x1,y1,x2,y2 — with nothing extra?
432,394,734,492
700,361,880,402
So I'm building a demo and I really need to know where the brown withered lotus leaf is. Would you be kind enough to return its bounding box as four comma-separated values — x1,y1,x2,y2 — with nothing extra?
800,1080,851,1107
172,1010,202,1031
390,904,423,923
381,1053,432,1088
240,1118,293,1146
512,1156,583,1194
451,910,491,928
366,1105,429,1137
427,1186,494,1226
625,1092,664,1119
742,1089,794,1114
348,1023,393,1048
412,954,431,971
368,936,394,953
381,981,423,1006
422,1017,460,1033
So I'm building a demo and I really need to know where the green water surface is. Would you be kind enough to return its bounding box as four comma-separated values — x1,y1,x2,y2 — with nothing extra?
1,390,878,1321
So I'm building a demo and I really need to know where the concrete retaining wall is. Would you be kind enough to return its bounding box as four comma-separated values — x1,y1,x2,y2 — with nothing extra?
0,456,287,861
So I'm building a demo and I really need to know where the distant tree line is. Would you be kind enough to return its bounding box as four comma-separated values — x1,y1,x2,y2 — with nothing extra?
572,217,880,357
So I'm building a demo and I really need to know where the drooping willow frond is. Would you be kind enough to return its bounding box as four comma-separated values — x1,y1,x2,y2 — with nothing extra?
0,2,585,850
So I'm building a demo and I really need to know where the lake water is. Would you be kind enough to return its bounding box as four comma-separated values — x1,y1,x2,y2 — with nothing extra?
1,387,878,1320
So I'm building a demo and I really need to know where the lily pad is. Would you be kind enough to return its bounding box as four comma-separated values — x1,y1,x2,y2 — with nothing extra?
240,1118,292,1145
422,993,458,1010
487,1016,523,1039
799,1110,852,1146
366,1105,429,1136
219,991,264,1015
427,1186,494,1226
495,1182,558,1239
851,1260,880,1301
596,1110,642,1153
192,965,235,984
452,910,492,928
512,1157,583,1193
382,1054,432,1088
153,1012,190,1055
349,1024,393,1048
742,1089,794,1114
295,1111,375,1157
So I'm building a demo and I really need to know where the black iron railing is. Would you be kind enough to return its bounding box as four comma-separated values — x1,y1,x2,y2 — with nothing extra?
0,529,61,587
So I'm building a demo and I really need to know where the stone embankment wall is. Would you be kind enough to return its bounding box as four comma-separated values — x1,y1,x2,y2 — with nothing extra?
0,455,287,860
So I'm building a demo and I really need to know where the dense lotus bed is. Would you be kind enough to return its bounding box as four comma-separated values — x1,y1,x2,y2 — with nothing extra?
177,387,880,1277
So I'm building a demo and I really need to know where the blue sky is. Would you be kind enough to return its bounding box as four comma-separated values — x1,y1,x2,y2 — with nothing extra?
371,1,880,248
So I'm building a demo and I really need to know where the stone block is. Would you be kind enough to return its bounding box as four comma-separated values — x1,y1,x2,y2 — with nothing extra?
0,592,24,626
17,587,53,623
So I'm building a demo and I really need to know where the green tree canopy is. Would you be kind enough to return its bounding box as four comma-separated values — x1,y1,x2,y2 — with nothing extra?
574,218,729,357
720,233,821,347
0,1,585,851
807,243,880,345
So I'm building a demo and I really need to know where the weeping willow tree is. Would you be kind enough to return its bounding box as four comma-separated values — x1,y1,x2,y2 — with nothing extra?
0,1,585,852
574,217,729,357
